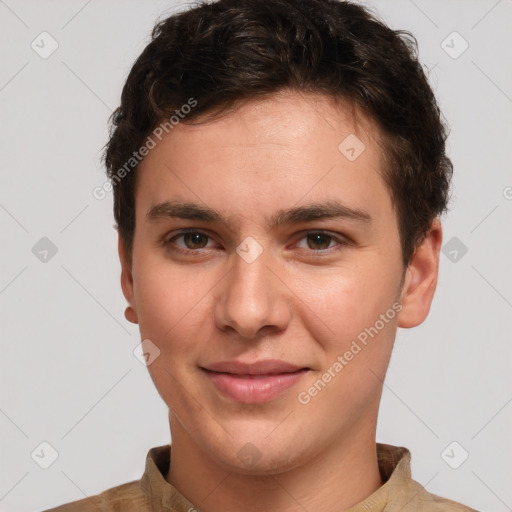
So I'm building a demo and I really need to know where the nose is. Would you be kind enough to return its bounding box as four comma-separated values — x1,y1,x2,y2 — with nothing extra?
214,247,291,339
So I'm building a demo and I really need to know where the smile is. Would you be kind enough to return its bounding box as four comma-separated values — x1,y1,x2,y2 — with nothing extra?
201,368,309,404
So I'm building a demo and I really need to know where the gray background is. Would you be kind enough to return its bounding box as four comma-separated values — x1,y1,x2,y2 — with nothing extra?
1,0,511,510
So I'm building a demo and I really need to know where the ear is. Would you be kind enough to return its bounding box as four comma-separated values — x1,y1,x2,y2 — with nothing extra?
118,232,138,324
397,218,442,328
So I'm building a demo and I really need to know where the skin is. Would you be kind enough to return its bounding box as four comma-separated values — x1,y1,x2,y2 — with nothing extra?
119,90,442,512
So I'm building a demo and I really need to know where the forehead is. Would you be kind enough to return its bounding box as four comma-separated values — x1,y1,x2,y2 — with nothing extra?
135,91,393,229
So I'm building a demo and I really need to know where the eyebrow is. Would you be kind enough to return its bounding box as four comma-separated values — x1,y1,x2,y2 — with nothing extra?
146,200,372,229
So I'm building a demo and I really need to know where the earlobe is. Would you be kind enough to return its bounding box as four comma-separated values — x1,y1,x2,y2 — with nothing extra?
118,233,139,325
124,306,138,324
397,219,443,329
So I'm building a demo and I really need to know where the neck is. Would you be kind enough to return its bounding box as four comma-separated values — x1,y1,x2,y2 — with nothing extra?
166,414,382,512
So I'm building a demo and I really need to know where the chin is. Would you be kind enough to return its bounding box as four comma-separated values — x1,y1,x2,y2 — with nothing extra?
206,431,313,476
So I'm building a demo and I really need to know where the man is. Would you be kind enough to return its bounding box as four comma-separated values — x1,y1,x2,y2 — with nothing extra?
46,0,478,510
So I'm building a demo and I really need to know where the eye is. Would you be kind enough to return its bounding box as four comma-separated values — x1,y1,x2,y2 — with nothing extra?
162,229,350,257
296,231,348,252
164,230,216,254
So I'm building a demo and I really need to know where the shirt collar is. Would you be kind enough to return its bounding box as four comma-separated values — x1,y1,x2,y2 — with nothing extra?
141,443,413,512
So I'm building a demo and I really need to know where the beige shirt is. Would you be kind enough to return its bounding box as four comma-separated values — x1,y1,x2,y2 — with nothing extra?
44,443,478,512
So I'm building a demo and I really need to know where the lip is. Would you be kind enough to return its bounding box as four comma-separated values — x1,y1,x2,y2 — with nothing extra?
201,359,309,404
202,359,306,375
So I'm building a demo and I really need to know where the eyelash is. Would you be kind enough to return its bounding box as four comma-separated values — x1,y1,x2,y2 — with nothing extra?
162,229,350,257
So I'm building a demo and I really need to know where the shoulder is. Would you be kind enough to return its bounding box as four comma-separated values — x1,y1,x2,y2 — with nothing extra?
375,443,479,512
42,479,152,512
410,479,480,512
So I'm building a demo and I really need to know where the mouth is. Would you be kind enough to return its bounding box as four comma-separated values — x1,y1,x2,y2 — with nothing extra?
200,360,310,404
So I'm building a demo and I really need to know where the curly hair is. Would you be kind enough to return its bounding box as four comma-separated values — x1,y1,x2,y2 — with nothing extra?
103,0,452,268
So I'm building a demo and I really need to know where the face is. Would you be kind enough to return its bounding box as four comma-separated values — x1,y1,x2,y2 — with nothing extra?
120,91,440,474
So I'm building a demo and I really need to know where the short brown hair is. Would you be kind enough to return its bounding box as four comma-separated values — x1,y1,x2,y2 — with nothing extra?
104,0,452,267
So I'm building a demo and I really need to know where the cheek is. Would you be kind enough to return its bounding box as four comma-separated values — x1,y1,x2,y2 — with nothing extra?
294,268,398,418
132,254,208,351
288,260,398,349
133,261,209,408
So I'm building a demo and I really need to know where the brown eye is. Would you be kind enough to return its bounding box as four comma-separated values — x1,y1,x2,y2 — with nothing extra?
164,231,215,254
182,232,209,249
305,233,334,250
